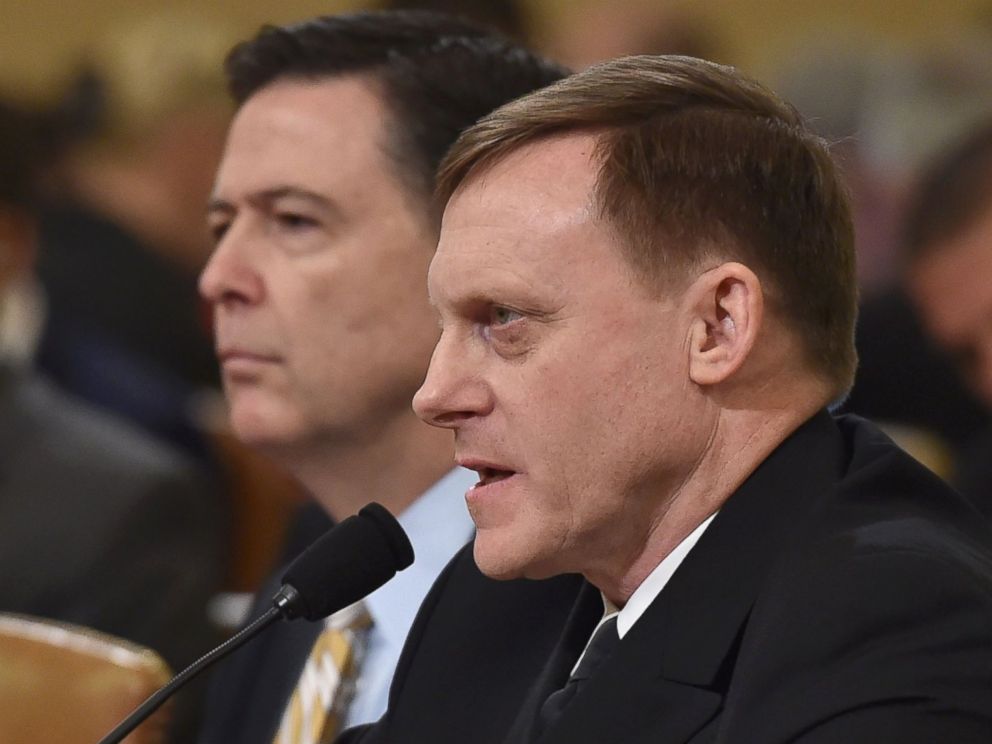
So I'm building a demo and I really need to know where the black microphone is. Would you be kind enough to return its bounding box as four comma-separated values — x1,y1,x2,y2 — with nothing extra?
97,502,414,744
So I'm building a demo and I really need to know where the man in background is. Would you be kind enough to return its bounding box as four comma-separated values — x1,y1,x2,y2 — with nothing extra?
195,12,565,744
905,120,992,516
0,99,225,739
35,12,234,456
339,55,992,743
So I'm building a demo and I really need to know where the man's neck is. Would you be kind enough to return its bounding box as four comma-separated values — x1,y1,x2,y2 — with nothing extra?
592,394,826,606
282,413,455,521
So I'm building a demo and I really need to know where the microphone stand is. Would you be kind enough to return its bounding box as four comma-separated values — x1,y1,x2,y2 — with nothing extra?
96,501,412,743
97,587,299,744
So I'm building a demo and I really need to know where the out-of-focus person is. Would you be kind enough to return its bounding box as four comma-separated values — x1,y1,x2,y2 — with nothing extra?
546,0,721,71
904,120,992,516
777,34,992,469
33,12,235,456
0,98,227,740
775,31,992,291
194,12,567,744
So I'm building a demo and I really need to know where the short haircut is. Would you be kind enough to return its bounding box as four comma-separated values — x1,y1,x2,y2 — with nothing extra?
224,10,567,208
439,55,858,394
903,120,992,264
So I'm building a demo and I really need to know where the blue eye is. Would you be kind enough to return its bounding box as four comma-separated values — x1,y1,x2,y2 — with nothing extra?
490,306,522,326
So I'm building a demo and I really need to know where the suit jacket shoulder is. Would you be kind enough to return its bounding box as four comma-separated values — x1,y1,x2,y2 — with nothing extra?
541,413,992,744
0,371,227,670
344,412,992,744
713,414,992,743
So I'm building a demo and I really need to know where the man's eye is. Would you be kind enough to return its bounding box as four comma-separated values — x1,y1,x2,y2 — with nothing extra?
490,306,523,326
208,221,230,244
276,213,318,230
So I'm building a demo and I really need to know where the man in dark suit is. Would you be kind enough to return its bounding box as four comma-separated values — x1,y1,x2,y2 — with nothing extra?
0,99,226,740
0,370,225,666
194,13,565,744
338,55,992,743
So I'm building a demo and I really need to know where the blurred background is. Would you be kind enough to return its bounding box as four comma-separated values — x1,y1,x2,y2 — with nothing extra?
6,0,992,294
2,0,992,739
2,0,992,698
2,0,992,584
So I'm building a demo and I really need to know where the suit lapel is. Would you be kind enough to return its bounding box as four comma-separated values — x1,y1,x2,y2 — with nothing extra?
533,412,847,743
503,581,602,743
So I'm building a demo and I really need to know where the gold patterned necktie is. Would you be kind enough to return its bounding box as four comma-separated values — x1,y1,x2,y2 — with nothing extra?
273,601,373,744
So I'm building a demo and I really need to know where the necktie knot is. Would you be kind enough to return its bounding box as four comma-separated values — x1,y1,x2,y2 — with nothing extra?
535,614,620,737
569,615,620,682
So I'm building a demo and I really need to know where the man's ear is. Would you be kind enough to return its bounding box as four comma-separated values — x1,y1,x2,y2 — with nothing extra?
686,261,763,387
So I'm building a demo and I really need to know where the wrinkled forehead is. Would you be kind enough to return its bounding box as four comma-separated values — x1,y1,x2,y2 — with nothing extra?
428,134,649,308
436,134,601,251
450,132,601,217
438,135,589,236
434,131,702,306
219,76,396,187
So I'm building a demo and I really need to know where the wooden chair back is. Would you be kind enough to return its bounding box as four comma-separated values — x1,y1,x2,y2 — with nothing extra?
0,613,172,744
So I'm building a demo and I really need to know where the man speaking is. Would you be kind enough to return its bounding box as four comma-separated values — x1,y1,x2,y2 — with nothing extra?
340,55,992,743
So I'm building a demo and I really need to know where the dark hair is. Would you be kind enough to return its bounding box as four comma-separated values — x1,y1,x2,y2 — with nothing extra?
225,10,567,205
903,121,992,264
439,55,857,394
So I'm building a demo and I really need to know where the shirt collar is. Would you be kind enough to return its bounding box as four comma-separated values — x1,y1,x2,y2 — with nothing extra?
362,467,476,648
613,512,718,638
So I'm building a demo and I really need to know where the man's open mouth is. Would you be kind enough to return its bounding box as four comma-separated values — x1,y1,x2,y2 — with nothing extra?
477,467,515,486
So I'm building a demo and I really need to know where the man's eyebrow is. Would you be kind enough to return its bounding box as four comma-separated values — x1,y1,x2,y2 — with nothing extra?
206,196,234,215
206,186,344,220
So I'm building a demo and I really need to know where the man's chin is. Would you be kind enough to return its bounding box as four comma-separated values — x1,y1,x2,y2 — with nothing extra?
472,538,559,582
227,412,305,458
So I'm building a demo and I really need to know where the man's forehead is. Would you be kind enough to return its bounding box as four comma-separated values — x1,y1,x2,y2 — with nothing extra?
439,133,602,244
214,74,399,201
228,75,393,159
238,73,387,124
455,133,601,205
429,136,622,303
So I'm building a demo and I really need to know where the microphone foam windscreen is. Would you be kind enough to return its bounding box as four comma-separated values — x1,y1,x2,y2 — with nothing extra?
281,502,415,621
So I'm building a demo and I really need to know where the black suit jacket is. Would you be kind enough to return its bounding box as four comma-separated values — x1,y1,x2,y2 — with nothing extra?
340,412,992,743
0,369,225,669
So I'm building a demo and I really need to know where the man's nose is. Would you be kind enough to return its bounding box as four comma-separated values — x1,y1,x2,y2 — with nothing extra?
198,224,265,306
413,332,493,428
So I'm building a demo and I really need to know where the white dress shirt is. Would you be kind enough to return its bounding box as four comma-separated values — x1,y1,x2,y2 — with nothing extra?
574,512,718,674
616,512,718,638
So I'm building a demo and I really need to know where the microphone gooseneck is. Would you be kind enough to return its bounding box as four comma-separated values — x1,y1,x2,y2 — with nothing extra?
97,502,414,744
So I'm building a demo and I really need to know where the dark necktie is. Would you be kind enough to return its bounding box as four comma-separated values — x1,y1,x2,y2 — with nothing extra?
535,614,620,736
